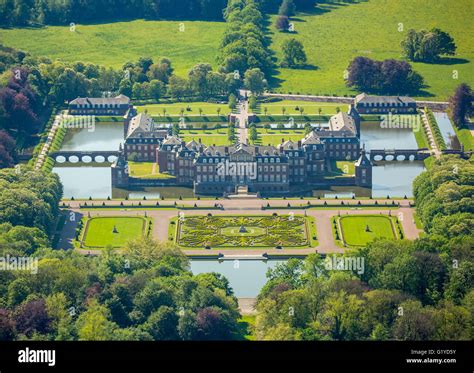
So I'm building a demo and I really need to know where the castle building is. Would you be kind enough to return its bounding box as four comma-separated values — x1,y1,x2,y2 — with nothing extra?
123,113,168,161
68,95,131,116
354,147,373,188
112,108,373,195
354,93,417,114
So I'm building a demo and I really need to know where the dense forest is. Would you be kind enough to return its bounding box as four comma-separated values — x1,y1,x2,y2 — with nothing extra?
0,168,242,341
0,0,321,26
254,156,474,340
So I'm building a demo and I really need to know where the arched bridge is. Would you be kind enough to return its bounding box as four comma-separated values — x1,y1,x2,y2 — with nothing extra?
50,151,120,163
369,148,431,162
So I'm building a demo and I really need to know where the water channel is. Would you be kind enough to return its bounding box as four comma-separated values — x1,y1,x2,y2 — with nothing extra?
53,121,427,296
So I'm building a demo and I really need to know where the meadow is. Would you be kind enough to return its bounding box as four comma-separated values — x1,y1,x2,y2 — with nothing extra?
1,0,472,100
0,19,225,77
269,0,474,100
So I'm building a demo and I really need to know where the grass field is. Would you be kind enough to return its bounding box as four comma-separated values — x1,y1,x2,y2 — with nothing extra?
128,162,175,179
82,216,148,248
0,20,225,77
255,100,343,115
269,0,474,100
254,128,306,146
453,126,474,151
2,1,471,100
137,102,232,116
338,215,396,246
180,128,230,146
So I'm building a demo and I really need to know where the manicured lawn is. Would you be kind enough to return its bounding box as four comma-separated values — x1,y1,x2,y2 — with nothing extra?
254,128,306,146
176,215,314,249
0,20,225,77
237,315,256,341
137,102,232,117
338,215,396,246
128,162,175,179
328,161,355,176
82,217,148,248
180,129,231,146
453,126,474,151
413,124,430,149
255,100,344,115
269,0,474,100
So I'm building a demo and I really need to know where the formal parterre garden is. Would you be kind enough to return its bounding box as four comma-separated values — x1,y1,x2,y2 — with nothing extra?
333,214,403,247
77,216,152,249
173,215,316,249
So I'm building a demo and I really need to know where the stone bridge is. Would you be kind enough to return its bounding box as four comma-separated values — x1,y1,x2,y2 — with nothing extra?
369,148,431,162
50,151,120,163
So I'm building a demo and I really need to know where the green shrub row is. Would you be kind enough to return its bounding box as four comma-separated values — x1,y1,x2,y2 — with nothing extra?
425,108,447,151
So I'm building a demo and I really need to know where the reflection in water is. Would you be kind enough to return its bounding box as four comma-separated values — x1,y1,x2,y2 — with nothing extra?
360,122,418,150
433,112,460,150
371,162,425,198
190,260,286,297
61,122,124,151
55,121,427,199
54,167,112,199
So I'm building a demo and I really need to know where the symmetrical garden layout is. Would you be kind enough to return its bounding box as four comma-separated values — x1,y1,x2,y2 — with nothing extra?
174,215,313,249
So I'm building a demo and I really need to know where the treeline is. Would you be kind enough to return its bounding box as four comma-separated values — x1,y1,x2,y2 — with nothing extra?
0,241,242,341
122,59,241,101
0,168,241,341
218,0,273,80
0,168,62,235
0,0,228,27
0,44,246,165
346,56,424,95
254,156,473,340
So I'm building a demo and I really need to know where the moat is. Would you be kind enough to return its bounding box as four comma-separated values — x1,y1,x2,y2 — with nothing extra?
53,121,426,199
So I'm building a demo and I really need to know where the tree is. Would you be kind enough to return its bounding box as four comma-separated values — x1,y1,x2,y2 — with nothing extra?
279,0,296,17
148,80,164,100
14,299,51,337
0,130,16,168
275,16,290,31
346,57,424,94
249,95,258,111
194,307,237,340
188,63,212,98
281,39,307,68
168,76,189,99
244,68,267,96
393,300,436,340
228,93,237,110
143,306,179,340
249,126,258,143
449,83,473,128
402,28,457,62
76,301,117,341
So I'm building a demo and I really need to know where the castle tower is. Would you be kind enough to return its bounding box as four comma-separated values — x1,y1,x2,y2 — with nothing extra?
355,145,373,188
111,152,130,188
